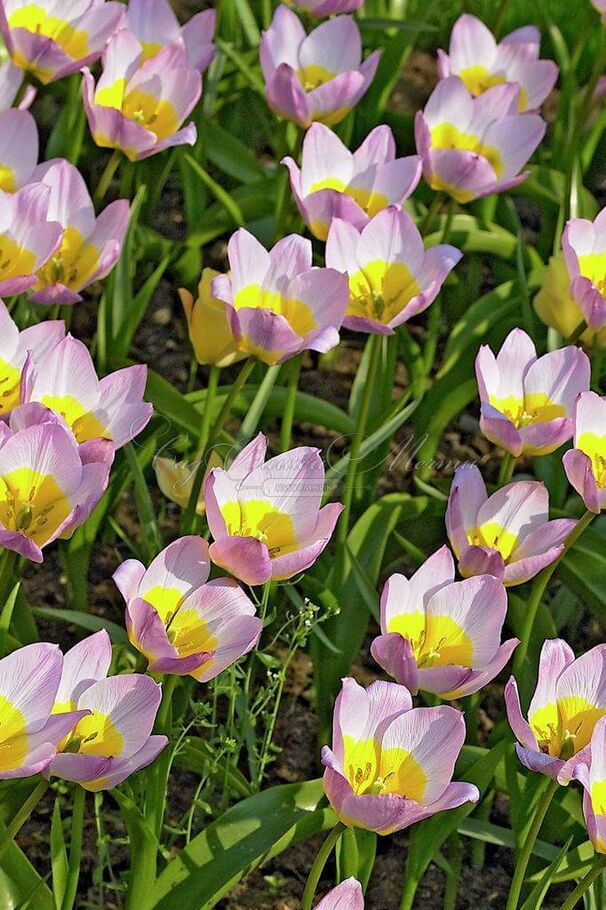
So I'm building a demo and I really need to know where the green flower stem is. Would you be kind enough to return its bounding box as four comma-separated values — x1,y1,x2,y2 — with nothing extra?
493,0,513,35
301,822,346,910
513,509,596,675
235,362,281,447
60,787,86,910
557,855,606,910
0,548,18,607
497,452,516,487
94,150,122,207
0,778,48,859
146,674,178,841
337,333,382,549
506,778,559,910
182,363,221,533
564,320,588,346
419,191,446,237
280,354,303,453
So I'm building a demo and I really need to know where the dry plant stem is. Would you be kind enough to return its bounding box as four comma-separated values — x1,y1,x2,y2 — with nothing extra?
513,509,596,675
301,822,346,910
506,778,559,910
557,855,606,910
0,778,48,859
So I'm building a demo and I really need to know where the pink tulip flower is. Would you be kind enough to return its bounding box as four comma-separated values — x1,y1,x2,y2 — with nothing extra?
371,546,517,699
0,402,112,562
0,53,35,110
0,183,63,297
0,642,85,779
446,464,576,586
205,433,343,586
83,28,201,161
25,334,152,448
260,6,380,128
0,0,124,85
562,208,606,330
282,123,421,240
54,630,113,711
126,0,215,72
114,536,262,681
438,15,558,112
415,77,545,203
505,639,606,783
325,207,462,334
563,391,606,513
29,159,130,305
212,229,349,365
572,716,606,853
0,109,39,192
0,299,64,418
316,879,364,909
47,673,167,791
476,328,590,457
322,678,479,834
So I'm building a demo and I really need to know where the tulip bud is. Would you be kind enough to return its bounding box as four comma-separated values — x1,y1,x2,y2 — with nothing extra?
154,449,223,515
535,253,606,347
179,268,247,368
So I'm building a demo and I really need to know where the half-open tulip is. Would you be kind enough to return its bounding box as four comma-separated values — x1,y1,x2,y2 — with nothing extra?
326,207,462,333
0,0,124,84
0,642,84,779
114,536,262,681
562,208,606,330
0,109,39,191
260,6,380,128
125,0,215,71
0,403,112,562
212,229,348,365
505,639,606,782
438,15,557,112
446,464,576,585
47,673,167,791
322,678,479,834
415,77,545,203
572,716,606,853
563,391,606,512
205,433,343,585
26,334,152,448
29,159,129,305
180,268,246,367
475,328,590,456
316,879,364,909
371,547,517,698
534,254,606,348
83,28,201,161
0,183,62,296
0,300,64,417
282,123,421,241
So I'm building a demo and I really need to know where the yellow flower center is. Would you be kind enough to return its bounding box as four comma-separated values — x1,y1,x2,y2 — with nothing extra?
347,260,421,325
0,467,71,546
8,5,89,82
489,392,566,429
95,79,179,141
578,432,606,487
387,613,473,668
469,521,517,560
296,64,335,92
0,695,27,772
578,252,606,297
39,394,107,444
530,697,606,759
63,711,123,758
0,237,37,282
343,735,427,801
220,499,297,558
35,226,100,294
0,358,22,416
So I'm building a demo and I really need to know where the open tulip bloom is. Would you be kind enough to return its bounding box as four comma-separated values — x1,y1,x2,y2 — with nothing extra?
326,207,462,334
212,229,349,365
83,28,202,162
506,639,606,783
47,672,167,791
563,391,606,513
316,879,364,909
260,6,380,128
114,536,262,681
572,716,606,853
205,433,343,586
322,678,479,834
0,300,64,417
0,0,124,84
282,123,421,241
371,546,517,699
446,465,576,585
475,328,590,456
562,208,606,330
415,77,545,204
0,183,63,296
0,403,112,562
0,642,85,779
29,159,130,305
26,334,152,448
125,0,215,72
438,15,558,112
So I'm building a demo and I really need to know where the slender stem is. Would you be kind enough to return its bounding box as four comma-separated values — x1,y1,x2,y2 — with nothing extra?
94,150,121,207
235,363,281,447
506,778,558,910
513,510,595,675
337,333,382,547
301,822,346,910
564,320,588,346
493,0,512,35
557,855,606,910
419,191,445,237
0,548,18,606
182,364,221,533
146,674,178,840
0,778,48,858
498,452,516,487
280,354,303,453
60,787,86,910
